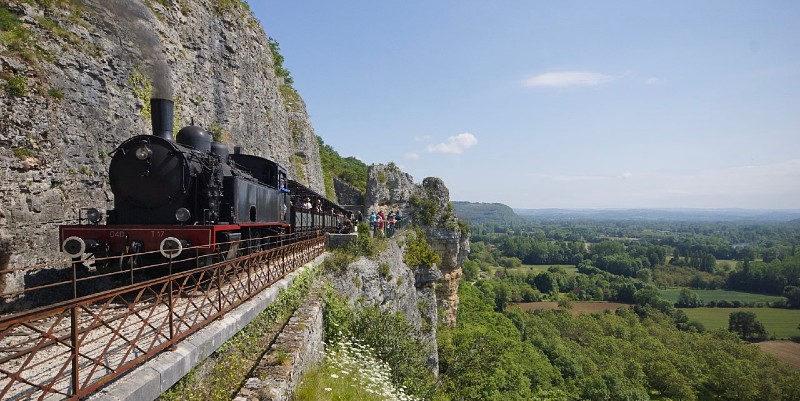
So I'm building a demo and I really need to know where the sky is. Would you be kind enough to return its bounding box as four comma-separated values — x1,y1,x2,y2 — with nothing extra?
250,1,800,209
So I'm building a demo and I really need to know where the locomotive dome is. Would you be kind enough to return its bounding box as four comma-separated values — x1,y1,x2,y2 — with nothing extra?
176,125,212,152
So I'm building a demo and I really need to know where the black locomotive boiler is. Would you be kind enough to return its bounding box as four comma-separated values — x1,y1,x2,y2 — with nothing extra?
59,98,342,266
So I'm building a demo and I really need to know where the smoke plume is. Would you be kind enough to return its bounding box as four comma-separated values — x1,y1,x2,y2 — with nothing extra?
93,0,174,99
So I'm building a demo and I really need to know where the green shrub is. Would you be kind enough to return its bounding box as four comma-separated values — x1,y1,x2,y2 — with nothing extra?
322,250,356,273
378,262,390,278
209,123,230,143
321,290,435,398
268,37,293,85
290,154,306,184
215,0,249,14
0,7,39,63
0,7,22,34
409,194,438,226
404,228,441,269
47,88,63,99
5,74,27,97
317,135,368,195
12,147,33,159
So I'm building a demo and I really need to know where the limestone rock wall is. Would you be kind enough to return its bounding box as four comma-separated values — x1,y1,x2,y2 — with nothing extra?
332,178,363,210
364,163,416,214
0,0,324,273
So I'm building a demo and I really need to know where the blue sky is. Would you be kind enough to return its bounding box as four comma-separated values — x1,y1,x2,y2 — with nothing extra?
251,1,800,209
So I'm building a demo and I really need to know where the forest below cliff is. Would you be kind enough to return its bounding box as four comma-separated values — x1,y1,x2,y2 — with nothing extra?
435,204,800,400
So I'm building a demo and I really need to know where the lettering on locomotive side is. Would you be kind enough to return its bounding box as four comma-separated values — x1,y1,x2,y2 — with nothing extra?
151,230,166,238
109,231,126,238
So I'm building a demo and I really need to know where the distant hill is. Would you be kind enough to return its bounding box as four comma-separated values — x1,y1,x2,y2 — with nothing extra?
453,201,518,223
514,208,800,222
452,203,800,224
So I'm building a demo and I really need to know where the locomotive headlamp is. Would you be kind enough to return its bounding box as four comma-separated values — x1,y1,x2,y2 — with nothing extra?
134,144,153,160
85,207,103,224
175,208,191,223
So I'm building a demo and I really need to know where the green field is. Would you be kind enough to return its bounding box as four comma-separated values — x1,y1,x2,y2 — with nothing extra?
715,259,740,271
660,288,785,304
490,264,578,276
681,307,800,339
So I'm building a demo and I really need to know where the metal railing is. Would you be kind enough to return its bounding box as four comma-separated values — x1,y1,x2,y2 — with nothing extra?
0,233,326,400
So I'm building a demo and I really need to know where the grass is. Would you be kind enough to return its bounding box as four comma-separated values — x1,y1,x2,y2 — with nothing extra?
660,288,785,304
716,259,740,270
681,307,800,339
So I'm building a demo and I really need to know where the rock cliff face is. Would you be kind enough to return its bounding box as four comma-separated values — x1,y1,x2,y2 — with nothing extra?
363,163,416,214
332,177,363,209
362,164,469,328
0,1,324,272
326,235,442,373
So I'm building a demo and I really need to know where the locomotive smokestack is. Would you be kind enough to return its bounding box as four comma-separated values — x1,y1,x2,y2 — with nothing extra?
151,98,174,141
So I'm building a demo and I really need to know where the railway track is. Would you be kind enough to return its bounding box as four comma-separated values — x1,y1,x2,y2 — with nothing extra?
0,234,326,400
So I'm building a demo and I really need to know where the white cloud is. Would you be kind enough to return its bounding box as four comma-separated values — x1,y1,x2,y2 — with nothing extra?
522,71,616,88
425,132,478,154
620,172,633,179
404,152,420,160
645,77,659,85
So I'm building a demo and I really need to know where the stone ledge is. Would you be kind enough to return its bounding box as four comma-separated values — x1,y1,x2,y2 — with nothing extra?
234,289,324,401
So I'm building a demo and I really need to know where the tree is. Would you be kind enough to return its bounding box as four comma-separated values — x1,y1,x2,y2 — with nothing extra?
728,311,768,341
462,259,480,281
534,272,559,295
783,285,800,309
676,288,703,308
699,253,716,272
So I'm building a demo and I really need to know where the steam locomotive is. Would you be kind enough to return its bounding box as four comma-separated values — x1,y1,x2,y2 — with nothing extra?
59,98,345,266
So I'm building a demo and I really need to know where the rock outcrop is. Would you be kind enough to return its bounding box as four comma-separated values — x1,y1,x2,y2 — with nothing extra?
363,164,469,328
417,177,469,327
363,163,416,214
328,164,468,377
0,1,324,274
